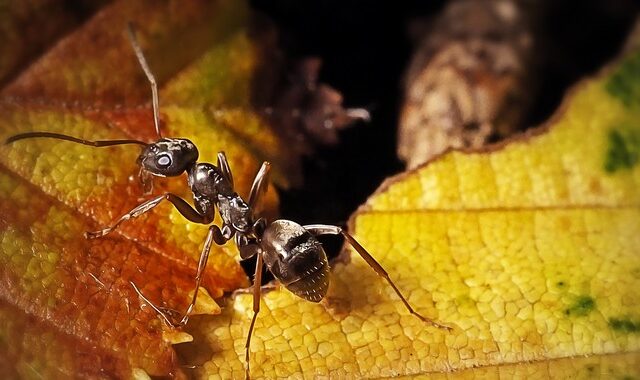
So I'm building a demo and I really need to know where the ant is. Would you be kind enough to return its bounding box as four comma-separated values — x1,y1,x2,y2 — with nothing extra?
5,24,451,379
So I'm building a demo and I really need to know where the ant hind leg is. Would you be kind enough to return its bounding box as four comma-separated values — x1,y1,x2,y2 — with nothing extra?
303,224,452,331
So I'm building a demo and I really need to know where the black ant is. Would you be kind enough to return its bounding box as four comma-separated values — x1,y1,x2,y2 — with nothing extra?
5,24,451,379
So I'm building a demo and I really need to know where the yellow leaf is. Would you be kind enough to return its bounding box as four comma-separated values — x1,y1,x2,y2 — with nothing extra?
185,50,640,377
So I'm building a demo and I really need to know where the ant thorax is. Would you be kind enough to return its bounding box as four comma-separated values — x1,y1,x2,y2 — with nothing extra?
217,194,252,233
188,163,232,198
187,163,251,233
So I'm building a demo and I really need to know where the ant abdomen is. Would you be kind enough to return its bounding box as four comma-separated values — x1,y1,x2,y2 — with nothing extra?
261,220,330,302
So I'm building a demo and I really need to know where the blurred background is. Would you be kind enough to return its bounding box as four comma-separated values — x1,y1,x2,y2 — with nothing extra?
253,0,640,227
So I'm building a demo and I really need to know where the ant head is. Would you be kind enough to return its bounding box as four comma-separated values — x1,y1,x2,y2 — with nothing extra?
138,138,198,177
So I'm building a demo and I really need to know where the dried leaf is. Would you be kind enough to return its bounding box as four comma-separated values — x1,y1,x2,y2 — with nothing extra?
265,57,371,157
0,0,286,377
0,0,106,86
399,0,537,169
0,169,188,376
185,46,640,377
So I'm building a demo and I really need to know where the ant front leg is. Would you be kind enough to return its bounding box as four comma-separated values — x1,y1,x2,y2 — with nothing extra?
86,193,213,239
138,167,154,195
303,224,452,331
131,224,228,327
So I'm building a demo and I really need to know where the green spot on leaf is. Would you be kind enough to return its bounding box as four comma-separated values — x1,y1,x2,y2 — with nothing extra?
606,50,640,107
604,128,640,173
609,318,640,333
565,295,596,317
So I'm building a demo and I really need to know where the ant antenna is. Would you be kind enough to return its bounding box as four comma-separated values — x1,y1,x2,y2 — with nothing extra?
5,131,146,147
126,23,162,139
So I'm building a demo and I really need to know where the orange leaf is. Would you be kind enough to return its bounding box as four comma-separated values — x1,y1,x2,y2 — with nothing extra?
0,0,287,377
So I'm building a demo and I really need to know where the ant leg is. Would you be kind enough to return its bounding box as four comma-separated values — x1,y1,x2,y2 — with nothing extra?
217,152,234,187
248,162,271,209
221,224,235,240
138,167,154,195
86,193,213,239
252,218,267,239
178,225,227,325
236,232,262,260
303,224,452,331
245,251,264,380
131,225,227,327
131,280,181,328
244,253,264,379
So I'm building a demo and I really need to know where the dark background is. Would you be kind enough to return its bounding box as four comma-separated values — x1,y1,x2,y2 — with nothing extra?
252,0,639,228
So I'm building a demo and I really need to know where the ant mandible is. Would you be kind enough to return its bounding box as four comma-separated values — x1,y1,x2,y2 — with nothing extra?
5,24,451,379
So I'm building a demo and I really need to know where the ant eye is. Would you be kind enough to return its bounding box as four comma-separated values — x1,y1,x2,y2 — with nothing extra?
157,154,172,168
